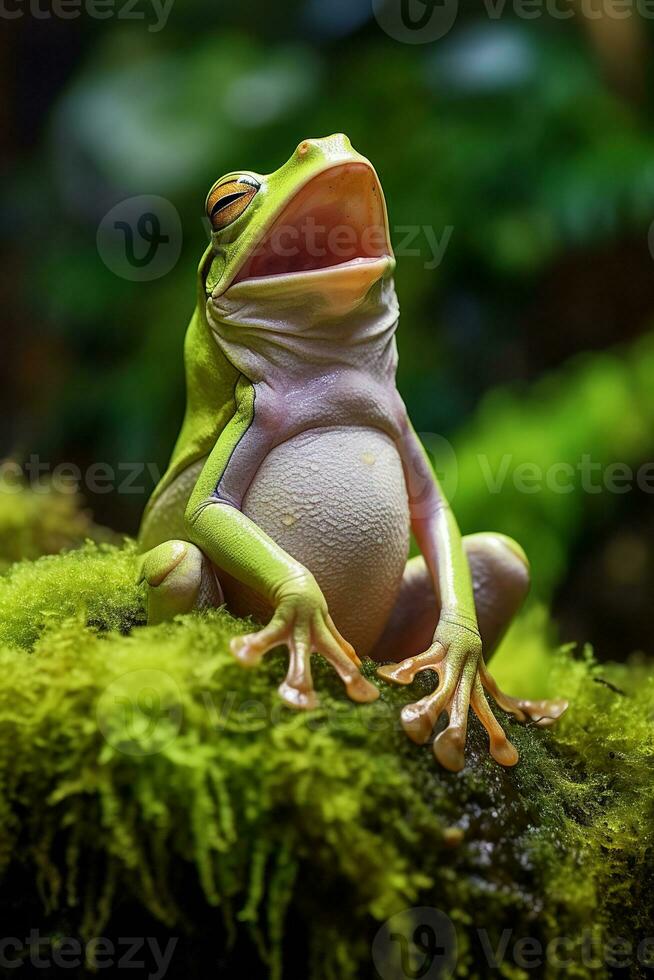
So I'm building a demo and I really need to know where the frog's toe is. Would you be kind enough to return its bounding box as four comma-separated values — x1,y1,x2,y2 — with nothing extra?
381,644,565,771
377,645,445,686
325,614,361,667
431,668,475,771
230,619,286,667
401,687,450,744
511,697,568,727
278,663,318,709
278,682,318,710
479,660,568,727
396,654,524,770
311,616,379,703
277,631,319,709
471,678,520,767
399,659,462,747
529,698,568,727
433,726,466,773
344,673,380,703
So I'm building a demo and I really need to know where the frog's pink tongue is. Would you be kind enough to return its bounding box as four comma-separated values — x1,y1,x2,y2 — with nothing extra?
232,162,391,285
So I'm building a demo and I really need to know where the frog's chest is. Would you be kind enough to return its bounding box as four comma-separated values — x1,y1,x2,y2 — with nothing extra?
239,426,410,655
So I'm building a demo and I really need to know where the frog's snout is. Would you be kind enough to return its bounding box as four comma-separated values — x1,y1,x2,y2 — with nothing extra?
294,133,356,165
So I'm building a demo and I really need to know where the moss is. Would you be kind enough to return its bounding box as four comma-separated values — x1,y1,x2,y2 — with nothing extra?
0,542,651,978
0,467,116,571
0,542,142,649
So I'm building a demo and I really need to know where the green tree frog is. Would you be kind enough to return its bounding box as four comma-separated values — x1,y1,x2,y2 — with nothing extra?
138,135,566,772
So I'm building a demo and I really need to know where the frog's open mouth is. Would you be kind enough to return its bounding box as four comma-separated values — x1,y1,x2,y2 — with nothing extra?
229,163,392,289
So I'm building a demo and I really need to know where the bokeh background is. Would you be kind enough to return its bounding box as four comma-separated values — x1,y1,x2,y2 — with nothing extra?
3,0,654,660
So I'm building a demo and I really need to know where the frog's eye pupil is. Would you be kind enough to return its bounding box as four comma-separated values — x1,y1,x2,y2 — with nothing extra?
211,191,248,218
207,176,259,231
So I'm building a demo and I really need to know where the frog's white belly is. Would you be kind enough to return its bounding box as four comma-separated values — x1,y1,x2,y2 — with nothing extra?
241,426,410,656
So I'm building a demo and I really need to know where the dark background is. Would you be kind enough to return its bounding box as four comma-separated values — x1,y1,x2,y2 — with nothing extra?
3,0,654,658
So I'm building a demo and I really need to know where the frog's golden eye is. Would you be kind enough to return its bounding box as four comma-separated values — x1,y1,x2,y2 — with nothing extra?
206,175,259,231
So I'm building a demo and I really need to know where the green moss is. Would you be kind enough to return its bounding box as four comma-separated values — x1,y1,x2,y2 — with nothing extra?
0,542,142,649
0,542,651,978
0,468,116,571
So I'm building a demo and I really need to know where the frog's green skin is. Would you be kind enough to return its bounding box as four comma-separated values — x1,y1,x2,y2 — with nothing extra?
138,135,566,772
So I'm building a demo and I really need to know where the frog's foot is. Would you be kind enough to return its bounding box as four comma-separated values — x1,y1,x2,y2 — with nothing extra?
378,652,567,772
230,598,379,710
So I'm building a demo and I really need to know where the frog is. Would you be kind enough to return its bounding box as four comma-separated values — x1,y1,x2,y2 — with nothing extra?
138,134,567,772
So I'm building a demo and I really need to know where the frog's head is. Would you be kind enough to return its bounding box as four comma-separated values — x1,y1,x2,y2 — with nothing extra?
201,134,395,318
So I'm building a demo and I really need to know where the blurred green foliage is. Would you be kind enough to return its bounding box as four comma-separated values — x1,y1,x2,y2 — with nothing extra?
452,331,654,596
0,467,114,571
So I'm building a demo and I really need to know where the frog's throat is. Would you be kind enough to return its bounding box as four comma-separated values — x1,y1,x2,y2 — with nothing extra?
206,271,400,387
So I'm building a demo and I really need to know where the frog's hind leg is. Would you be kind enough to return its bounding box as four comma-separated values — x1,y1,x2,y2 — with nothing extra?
138,541,223,624
372,532,530,663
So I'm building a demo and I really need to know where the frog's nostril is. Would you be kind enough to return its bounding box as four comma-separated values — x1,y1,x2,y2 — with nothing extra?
297,141,310,158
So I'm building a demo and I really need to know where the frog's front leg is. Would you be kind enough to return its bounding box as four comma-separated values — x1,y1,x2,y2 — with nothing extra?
380,420,567,772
